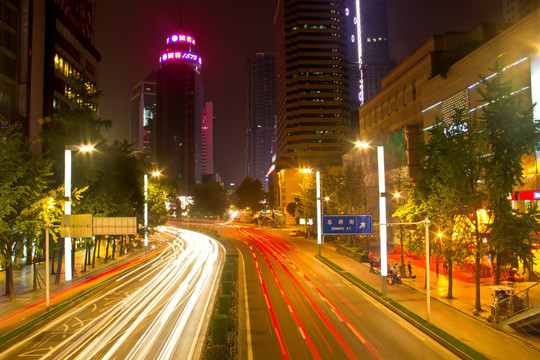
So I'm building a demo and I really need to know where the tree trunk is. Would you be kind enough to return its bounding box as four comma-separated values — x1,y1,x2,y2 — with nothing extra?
55,241,63,284
4,263,15,301
474,213,482,313
92,238,98,268
83,243,88,273
112,238,116,260
51,249,56,275
120,235,124,256
104,238,110,263
495,253,501,285
447,257,453,299
33,261,38,292
71,239,76,278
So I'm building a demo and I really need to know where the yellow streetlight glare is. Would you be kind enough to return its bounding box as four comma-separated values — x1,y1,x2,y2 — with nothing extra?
393,192,401,199
151,171,162,177
355,141,370,149
79,144,94,152
324,196,330,201
299,168,313,174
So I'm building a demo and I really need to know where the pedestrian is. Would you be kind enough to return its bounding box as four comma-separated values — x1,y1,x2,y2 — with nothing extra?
443,261,448,274
407,261,412,278
436,262,439,276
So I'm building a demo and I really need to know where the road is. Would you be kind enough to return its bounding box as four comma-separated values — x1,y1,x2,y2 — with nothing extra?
0,226,225,360
228,225,459,360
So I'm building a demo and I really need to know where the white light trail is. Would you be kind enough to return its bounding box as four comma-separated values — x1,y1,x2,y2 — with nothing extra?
1,226,224,360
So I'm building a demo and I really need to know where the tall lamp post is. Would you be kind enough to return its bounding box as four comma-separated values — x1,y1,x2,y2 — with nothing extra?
356,142,388,297
64,144,94,281
144,171,161,248
300,168,323,255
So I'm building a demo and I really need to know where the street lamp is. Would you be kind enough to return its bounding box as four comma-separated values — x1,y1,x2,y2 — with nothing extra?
64,144,94,281
356,141,388,297
144,171,161,248
300,168,323,255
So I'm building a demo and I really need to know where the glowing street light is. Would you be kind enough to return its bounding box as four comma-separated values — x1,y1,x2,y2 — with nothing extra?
64,144,94,281
356,141,388,297
299,168,323,255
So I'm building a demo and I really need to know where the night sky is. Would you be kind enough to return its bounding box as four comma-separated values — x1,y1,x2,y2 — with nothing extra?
94,0,501,185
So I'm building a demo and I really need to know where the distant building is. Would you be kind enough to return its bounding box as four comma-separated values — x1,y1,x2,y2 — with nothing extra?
503,0,540,23
156,32,204,195
130,72,157,161
201,101,214,176
246,53,276,189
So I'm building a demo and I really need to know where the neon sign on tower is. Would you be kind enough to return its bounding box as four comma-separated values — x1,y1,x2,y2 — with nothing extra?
159,33,202,67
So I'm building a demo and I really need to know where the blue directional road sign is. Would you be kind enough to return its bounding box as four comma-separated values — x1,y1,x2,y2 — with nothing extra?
322,215,373,235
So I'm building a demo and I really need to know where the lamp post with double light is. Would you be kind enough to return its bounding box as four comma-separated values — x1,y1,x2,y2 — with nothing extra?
64,144,94,281
356,141,388,297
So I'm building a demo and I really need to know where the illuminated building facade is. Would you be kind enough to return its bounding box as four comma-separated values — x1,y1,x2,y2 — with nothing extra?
201,101,214,176
156,32,204,195
1,0,100,145
274,0,351,166
345,0,393,108
130,72,157,161
246,53,276,189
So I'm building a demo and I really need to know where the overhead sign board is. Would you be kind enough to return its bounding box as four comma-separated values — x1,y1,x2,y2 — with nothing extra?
93,217,137,235
61,214,93,238
322,215,372,235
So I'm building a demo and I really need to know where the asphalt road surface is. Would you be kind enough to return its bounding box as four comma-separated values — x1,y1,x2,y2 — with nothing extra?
228,225,459,360
0,226,225,360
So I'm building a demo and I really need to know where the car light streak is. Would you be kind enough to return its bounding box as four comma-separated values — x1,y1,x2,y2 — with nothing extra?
0,226,224,360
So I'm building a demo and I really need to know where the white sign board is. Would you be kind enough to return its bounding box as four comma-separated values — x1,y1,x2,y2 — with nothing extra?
93,217,137,235
61,214,93,238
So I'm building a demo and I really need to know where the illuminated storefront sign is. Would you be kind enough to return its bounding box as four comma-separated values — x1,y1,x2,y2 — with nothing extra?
159,51,202,65
166,34,196,45
511,190,540,201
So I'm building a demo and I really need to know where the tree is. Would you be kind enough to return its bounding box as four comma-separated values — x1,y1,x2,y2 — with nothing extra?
192,181,227,218
235,177,266,213
395,108,488,301
0,127,53,300
479,60,540,284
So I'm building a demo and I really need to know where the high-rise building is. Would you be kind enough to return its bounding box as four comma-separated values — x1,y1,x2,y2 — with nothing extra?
246,53,276,189
1,0,100,146
156,32,204,195
273,0,352,167
346,0,393,107
130,72,157,161
201,101,214,176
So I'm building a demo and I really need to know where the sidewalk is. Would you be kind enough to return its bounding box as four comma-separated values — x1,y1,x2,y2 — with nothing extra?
322,246,540,359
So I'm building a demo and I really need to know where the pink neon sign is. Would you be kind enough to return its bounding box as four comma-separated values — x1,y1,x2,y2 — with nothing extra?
166,34,196,45
159,51,202,65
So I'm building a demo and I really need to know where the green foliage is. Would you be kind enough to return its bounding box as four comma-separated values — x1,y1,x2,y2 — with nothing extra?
235,177,266,212
217,294,231,315
192,180,227,218
211,315,228,345
204,345,229,360
478,60,540,278
0,127,54,298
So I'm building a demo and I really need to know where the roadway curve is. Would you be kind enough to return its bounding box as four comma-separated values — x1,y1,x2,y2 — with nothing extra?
0,226,225,360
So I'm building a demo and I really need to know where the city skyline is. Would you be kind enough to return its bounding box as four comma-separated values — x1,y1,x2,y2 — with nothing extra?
94,0,501,184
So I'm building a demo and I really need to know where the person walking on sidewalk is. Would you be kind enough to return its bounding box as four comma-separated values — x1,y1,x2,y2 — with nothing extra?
407,261,412,278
